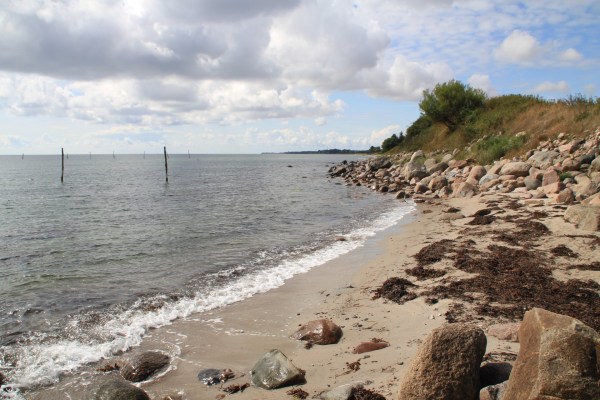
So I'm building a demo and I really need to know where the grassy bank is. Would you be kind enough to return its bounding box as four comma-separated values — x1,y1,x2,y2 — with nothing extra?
389,93,600,164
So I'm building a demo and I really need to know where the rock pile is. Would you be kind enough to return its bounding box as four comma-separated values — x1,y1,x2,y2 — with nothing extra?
396,308,599,400
330,129,600,229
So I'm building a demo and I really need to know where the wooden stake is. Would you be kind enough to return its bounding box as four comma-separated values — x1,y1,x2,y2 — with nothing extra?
188,150,190,159
164,146,168,182
61,148,64,183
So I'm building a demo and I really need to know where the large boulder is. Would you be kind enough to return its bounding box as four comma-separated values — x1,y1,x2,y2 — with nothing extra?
452,182,477,198
94,379,151,400
403,159,428,180
397,323,487,400
367,157,392,172
503,308,600,400
500,162,531,177
468,165,487,181
120,351,170,382
290,319,342,345
564,204,600,231
250,349,305,389
528,151,560,169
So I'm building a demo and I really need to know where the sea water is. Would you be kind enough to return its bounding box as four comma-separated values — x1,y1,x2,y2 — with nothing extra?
0,154,414,396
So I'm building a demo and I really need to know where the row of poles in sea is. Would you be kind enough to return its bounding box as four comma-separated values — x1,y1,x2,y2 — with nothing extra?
58,147,179,183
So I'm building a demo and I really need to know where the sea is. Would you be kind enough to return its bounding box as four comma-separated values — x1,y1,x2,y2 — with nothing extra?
0,154,414,398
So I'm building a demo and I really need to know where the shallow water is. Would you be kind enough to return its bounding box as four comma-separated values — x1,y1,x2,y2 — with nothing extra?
0,154,413,396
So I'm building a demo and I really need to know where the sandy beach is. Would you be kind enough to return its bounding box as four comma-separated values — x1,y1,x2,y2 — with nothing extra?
137,191,600,400
25,188,600,400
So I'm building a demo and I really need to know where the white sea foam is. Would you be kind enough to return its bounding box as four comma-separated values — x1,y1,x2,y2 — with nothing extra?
1,201,415,396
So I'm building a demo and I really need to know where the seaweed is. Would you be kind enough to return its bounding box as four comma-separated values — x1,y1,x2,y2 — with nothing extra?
372,278,416,304
349,387,387,400
405,266,446,280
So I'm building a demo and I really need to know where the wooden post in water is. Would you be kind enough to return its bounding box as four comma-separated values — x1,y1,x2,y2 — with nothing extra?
188,150,190,159
89,152,91,160
61,148,64,183
164,146,168,183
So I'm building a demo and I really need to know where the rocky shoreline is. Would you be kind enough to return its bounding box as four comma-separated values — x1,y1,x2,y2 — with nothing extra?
10,131,600,399
329,129,600,228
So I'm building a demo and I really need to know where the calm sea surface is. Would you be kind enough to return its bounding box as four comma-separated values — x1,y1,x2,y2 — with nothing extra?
0,154,413,394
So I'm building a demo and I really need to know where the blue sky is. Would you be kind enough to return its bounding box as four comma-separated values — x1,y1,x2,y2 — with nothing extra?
0,0,598,154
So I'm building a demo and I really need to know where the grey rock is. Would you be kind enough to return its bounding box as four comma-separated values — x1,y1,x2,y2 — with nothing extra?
94,379,150,400
479,174,499,185
499,162,531,177
120,351,170,382
250,349,305,389
319,382,367,400
523,176,541,190
480,381,507,400
367,157,392,172
528,151,560,169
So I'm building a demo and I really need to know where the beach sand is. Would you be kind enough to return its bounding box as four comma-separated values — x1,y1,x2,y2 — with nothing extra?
139,196,527,400
29,193,599,400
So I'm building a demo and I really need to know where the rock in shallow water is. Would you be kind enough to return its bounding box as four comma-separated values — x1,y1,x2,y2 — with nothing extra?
197,368,234,385
251,349,305,389
120,351,170,382
93,379,150,400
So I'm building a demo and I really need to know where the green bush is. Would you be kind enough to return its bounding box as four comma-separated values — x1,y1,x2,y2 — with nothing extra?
381,132,404,152
472,135,525,164
419,80,486,130
406,115,432,138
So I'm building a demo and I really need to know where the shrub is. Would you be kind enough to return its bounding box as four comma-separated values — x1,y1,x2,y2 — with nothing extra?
472,135,525,165
419,80,487,130
381,132,404,152
406,115,432,138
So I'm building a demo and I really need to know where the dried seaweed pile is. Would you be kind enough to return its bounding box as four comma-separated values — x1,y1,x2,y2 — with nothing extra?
374,209,600,330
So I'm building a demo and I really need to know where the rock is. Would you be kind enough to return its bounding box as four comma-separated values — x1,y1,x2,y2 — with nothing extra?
395,191,407,199
500,162,531,177
250,349,305,389
487,322,520,342
541,181,564,194
554,188,574,204
330,166,347,177
479,174,499,186
94,379,151,400
197,368,235,385
120,351,170,382
319,382,367,400
367,157,392,172
564,204,600,231
503,308,600,400
410,150,424,161
561,157,582,172
542,169,560,186
427,161,449,175
523,176,541,190
480,362,512,388
480,381,507,400
403,159,428,180
590,156,600,172
428,176,448,191
528,151,560,169
290,319,342,345
352,341,389,354
583,192,600,206
452,182,477,198
397,323,486,400
468,165,487,181
0,372,5,386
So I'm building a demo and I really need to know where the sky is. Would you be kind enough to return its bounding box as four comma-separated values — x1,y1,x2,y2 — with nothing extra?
0,0,598,154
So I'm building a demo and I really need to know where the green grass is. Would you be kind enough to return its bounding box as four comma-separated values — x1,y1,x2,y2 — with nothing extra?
387,93,600,163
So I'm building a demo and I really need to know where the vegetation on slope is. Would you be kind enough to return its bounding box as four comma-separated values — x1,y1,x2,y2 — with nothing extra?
381,80,600,164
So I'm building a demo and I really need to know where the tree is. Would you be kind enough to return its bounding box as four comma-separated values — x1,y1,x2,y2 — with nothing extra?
381,132,404,152
419,80,486,129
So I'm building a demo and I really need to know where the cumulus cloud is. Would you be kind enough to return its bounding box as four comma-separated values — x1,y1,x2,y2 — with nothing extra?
559,48,583,62
533,80,569,93
494,30,543,64
370,124,402,144
467,74,496,96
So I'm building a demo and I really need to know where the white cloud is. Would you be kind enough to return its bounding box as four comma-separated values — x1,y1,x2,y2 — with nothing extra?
370,124,402,144
314,117,327,126
494,30,542,64
559,48,583,62
533,80,569,93
467,74,496,96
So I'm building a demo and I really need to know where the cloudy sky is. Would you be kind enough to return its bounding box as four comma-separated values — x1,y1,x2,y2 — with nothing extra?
0,0,598,154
